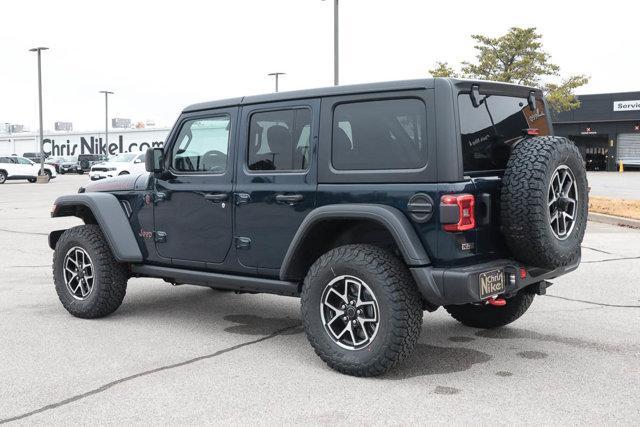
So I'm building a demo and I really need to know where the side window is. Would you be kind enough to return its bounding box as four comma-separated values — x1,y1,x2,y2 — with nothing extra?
248,108,312,171
136,154,145,163
332,99,428,170
171,116,230,173
17,157,32,165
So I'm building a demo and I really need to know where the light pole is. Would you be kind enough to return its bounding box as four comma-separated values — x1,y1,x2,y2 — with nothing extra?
267,72,286,92
322,0,339,85
29,47,48,178
99,91,114,153
5,123,15,154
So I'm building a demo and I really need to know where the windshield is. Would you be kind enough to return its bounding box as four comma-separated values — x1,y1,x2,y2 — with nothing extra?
458,93,549,173
109,153,138,162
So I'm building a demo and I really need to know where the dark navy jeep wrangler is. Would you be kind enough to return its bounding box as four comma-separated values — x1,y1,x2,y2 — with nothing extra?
49,78,588,376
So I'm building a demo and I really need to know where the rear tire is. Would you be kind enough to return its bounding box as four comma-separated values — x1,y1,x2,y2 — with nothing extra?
28,178,36,183
445,291,534,329
53,224,129,318
501,136,588,269
0,171,6,184
300,244,423,377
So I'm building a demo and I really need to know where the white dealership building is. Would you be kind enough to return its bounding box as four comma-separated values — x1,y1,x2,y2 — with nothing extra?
0,127,170,157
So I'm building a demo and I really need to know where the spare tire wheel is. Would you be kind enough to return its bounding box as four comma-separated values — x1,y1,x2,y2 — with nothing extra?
500,136,588,269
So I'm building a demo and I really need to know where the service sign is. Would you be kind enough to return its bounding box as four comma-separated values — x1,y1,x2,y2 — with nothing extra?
613,100,640,112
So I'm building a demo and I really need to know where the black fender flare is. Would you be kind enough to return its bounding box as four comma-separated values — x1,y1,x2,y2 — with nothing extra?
279,204,430,281
50,193,143,263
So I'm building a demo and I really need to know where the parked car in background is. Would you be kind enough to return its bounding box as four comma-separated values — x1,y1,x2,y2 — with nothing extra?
0,156,57,183
89,152,146,180
57,156,83,174
45,156,67,173
22,152,49,163
78,154,108,172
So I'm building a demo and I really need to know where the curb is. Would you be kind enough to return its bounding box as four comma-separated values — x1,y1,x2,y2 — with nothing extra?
588,212,640,229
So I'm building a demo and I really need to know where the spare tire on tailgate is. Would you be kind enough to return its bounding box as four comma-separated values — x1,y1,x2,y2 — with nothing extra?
500,136,588,269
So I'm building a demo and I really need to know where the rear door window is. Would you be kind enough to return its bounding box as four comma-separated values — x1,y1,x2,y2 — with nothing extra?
331,99,427,170
458,94,549,173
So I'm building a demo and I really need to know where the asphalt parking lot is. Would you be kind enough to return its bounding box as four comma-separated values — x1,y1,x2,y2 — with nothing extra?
587,171,640,199
1,174,639,425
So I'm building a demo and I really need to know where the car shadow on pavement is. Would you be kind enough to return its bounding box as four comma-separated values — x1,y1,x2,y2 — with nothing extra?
111,287,497,380
223,314,302,335
474,327,628,353
111,285,302,334
387,343,492,379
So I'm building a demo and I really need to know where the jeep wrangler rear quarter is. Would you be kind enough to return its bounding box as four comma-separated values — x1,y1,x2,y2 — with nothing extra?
49,78,588,376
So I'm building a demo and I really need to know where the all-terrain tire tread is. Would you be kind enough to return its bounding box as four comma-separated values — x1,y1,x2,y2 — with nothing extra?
53,224,128,318
500,136,588,268
301,244,423,377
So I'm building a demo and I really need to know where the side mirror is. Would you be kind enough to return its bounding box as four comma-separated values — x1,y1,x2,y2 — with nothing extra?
134,158,142,164
145,148,164,173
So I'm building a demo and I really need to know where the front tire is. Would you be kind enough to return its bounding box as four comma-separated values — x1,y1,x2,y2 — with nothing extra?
300,244,423,377
53,224,129,318
0,171,6,184
445,291,534,329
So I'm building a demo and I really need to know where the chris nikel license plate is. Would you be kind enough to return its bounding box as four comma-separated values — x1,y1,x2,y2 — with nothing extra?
479,269,505,299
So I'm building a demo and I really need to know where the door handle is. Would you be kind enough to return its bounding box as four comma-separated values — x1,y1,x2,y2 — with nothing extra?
153,192,167,204
235,193,251,205
275,194,304,204
204,193,228,203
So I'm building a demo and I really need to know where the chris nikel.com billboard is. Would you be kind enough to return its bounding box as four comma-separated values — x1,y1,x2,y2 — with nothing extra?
43,129,168,156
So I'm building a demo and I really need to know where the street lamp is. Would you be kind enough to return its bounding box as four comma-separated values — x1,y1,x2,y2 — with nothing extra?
322,0,339,85
267,72,286,92
99,91,114,153
29,47,48,179
5,123,15,154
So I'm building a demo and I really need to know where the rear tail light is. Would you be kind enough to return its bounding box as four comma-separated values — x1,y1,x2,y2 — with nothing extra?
441,194,476,232
525,128,540,136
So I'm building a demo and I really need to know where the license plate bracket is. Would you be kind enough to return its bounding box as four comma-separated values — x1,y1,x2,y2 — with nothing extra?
478,269,505,299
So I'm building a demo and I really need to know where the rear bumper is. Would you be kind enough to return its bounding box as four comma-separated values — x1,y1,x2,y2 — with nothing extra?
410,252,581,307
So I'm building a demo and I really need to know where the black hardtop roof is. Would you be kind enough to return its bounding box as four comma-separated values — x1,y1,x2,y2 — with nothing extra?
183,78,540,113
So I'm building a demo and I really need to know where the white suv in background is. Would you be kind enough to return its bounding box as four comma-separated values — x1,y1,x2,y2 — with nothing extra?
0,156,57,184
89,152,146,181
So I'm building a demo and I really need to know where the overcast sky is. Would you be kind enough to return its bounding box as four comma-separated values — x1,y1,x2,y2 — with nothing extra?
0,0,637,131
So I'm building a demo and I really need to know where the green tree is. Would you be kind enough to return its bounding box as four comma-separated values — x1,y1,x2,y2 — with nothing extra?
428,61,458,78
544,74,590,113
429,27,589,113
